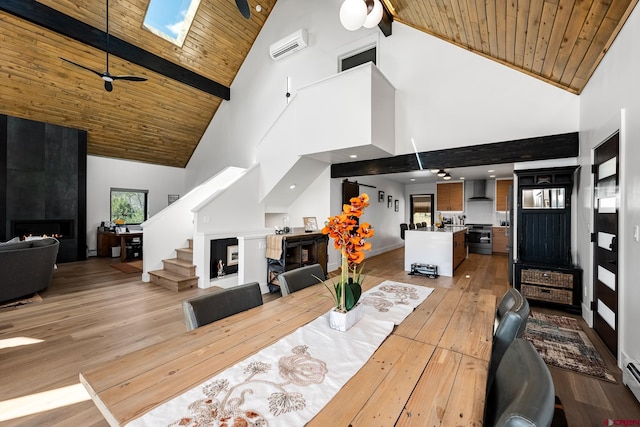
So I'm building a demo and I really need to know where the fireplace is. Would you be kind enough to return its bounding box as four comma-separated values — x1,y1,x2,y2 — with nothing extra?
11,219,74,240
1,114,87,263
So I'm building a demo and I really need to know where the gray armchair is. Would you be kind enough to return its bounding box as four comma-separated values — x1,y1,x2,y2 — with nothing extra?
277,264,325,296
182,282,263,331
484,338,555,427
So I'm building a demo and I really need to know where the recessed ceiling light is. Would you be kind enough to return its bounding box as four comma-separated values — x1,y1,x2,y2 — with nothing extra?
289,184,296,189
256,4,262,12
489,175,496,178
410,178,416,181
488,169,495,173
349,154,358,158
460,176,465,180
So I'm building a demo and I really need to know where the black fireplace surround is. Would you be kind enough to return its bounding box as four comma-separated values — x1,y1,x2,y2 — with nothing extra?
1,115,87,263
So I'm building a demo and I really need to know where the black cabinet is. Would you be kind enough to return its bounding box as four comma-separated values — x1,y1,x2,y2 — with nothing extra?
515,263,582,312
267,232,328,293
515,166,582,311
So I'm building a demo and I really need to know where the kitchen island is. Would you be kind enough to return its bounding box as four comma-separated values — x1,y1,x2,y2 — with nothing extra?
404,226,468,277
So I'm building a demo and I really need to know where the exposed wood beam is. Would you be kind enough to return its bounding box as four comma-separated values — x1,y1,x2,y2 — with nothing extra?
331,132,579,178
0,0,231,100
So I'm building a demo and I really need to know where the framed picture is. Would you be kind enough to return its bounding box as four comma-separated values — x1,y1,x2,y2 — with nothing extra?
168,194,180,205
303,217,318,232
387,195,393,208
227,245,239,266
395,199,399,212
378,191,385,202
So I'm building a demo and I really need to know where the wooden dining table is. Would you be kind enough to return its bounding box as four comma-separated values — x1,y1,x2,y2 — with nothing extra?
79,276,496,426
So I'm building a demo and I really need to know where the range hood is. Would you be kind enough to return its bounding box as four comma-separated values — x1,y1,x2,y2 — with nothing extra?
467,180,493,201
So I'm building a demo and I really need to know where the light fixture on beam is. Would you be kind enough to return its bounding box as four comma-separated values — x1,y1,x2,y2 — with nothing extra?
340,0,383,31
437,169,446,177
443,172,452,180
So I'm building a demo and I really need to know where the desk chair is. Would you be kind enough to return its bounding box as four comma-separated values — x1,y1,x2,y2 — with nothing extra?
182,282,263,331
277,264,325,296
484,338,555,427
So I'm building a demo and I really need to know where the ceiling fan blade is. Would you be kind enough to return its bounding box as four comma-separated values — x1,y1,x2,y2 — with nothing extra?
59,57,104,78
235,0,250,19
111,75,148,82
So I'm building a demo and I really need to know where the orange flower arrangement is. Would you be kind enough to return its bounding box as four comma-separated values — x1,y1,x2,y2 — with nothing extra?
322,193,374,312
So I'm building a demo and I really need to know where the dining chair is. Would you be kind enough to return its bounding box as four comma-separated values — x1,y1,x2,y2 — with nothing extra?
277,264,325,296
484,338,555,427
400,223,408,240
486,301,530,392
409,223,416,230
495,288,530,337
182,281,263,331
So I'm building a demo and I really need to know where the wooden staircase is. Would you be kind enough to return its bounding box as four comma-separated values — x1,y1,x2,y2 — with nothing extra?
149,239,199,292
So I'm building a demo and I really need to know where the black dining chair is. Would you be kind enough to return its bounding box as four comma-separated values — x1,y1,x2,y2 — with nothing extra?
409,223,416,230
495,288,529,337
400,223,408,239
484,338,555,427
486,296,530,392
182,282,263,331
277,264,325,296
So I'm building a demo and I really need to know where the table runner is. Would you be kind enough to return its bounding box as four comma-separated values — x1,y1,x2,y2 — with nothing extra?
126,281,433,427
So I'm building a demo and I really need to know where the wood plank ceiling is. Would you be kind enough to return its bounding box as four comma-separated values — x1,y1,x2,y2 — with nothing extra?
386,0,638,94
0,0,637,168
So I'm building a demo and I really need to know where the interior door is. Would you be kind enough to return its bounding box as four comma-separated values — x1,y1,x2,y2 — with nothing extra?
593,132,619,356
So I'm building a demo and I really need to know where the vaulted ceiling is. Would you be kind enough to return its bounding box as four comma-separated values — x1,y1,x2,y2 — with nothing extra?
0,0,637,168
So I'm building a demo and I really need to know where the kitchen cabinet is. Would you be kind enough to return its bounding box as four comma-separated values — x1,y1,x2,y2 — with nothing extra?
495,179,513,211
492,227,508,254
453,229,467,268
436,182,464,211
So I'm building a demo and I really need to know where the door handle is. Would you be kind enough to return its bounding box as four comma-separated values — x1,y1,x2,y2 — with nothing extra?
609,236,617,252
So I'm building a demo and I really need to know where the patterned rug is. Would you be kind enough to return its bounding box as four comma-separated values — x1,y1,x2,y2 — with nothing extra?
523,312,616,383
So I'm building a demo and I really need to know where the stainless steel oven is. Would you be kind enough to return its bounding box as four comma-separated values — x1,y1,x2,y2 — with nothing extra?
467,224,492,255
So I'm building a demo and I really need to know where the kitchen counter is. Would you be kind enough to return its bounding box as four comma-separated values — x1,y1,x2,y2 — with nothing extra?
404,227,468,277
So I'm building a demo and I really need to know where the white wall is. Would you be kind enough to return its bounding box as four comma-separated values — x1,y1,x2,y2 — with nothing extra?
578,3,640,366
86,156,186,254
185,0,580,189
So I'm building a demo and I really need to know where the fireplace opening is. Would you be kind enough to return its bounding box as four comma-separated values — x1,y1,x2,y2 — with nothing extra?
11,220,74,240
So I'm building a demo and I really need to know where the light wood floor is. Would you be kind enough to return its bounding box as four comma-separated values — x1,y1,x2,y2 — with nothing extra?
0,249,638,426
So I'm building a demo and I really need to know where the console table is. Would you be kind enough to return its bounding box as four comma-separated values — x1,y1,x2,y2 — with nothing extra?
97,230,143,262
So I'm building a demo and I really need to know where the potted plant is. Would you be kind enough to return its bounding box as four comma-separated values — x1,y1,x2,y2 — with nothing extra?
321,193,374,331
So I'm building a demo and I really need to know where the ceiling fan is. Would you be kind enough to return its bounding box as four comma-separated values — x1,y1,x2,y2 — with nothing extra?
60,0,147,92
235,0,251,19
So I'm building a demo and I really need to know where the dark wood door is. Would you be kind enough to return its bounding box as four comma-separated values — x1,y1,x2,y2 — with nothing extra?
593,132,619,356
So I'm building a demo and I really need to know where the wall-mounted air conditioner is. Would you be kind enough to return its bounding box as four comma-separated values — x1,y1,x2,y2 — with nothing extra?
269,29,308,61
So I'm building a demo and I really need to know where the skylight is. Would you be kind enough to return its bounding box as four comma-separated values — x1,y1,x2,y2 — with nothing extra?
143,0,201,47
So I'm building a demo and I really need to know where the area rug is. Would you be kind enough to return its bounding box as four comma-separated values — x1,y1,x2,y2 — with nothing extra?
523,311,616,383
0,293,43,309
111,261,142,274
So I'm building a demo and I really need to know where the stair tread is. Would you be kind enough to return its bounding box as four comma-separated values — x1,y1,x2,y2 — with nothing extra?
149,269,198,281
176,247,193,253
163,258,195,267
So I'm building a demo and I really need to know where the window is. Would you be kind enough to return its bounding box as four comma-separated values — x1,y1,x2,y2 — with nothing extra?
143,0,201,47
340,46,377,72
111,189,148,224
